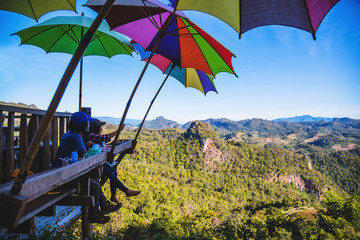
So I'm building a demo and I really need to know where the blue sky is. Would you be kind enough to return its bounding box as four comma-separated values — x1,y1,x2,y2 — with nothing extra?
0,0,359,123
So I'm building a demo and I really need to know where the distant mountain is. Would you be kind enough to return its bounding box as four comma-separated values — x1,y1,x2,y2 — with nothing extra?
95,116,142,126
142,116,182,129
273,115,333,122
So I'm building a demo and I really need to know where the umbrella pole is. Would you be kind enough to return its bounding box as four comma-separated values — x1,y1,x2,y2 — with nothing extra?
79,57,83,111
10,0,117,195
108,14,173,162
79,22,85,112
107,35,163,162
134,63,176,141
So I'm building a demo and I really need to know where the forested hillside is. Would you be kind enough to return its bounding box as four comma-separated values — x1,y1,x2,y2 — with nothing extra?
33,121,359,239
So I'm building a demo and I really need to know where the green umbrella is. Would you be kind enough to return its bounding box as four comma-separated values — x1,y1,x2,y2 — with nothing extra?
12,15,135,110
0,0,77,21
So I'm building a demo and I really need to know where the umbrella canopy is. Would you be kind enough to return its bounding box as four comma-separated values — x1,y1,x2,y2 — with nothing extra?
85,0,236,77
132,41,217,95
172,0,339,39
12,15,134,57
0,0,77,21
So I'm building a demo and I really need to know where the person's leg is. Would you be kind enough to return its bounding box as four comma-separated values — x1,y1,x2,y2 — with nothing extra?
90,178,121,214
103,164,128,193
88,179,110,224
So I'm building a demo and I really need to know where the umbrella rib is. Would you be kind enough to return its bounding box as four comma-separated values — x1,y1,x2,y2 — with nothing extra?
301,0,316,40
140,1,161,30
185,18,236,76
27,0,37,21
15,25,59,44
93,32,111,58
47,25,80,53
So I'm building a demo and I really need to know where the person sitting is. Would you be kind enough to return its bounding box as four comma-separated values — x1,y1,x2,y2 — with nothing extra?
53,111,121,224
85,118,141,204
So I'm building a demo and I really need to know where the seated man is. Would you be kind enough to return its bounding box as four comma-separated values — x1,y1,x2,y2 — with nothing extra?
85,119,141,204
53,112,121,224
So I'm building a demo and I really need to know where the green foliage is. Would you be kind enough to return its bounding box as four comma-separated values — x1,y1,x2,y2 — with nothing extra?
28,123,359,239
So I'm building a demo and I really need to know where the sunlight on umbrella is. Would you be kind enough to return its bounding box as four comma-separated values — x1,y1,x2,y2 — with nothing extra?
0,0,77,21
172,0,340,40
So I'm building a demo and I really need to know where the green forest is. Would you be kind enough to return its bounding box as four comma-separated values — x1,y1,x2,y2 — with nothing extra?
28,120,359,239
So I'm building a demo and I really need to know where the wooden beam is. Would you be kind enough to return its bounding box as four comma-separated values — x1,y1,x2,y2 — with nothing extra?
0,140,134,200
18,188,75,226
0,104,71,117
57,195,94,207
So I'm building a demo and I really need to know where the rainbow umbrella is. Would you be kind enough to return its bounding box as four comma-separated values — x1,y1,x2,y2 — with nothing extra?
85,0,236,158
0,0,77,21
131,41,218,141
132,41,217,95
172,0,339,40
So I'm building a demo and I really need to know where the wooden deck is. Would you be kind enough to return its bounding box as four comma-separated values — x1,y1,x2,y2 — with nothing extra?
0,104,135,236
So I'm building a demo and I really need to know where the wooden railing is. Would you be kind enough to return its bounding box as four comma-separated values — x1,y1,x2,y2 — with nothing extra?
0,104,71,184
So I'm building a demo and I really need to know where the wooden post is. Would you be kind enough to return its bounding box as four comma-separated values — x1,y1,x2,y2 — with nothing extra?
79,176,92,238
29,115,40,173
41,126,50,171
5,112,15,182
0,111,3,183
51,117,59,163
10,0,117,195
59,116,65,138
19,114,28,168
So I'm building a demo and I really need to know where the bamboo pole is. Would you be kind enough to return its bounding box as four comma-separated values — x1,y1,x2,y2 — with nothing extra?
10,0,116,195
134,63,175,141
108,14,173,162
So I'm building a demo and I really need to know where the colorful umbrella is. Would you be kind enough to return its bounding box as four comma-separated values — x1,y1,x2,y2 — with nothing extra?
132,41,217,95
172,0,339,40
85,0,236,158
86,0,236,77
131,41,217,141
12,15,134,110
0,0,77,21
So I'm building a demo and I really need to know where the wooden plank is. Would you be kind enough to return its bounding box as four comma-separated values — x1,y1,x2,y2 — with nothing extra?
51,117,59,163
0,140,134,200
5,112,15,182
57,195,94,207
0,104,71,117
18,188,75,226
19,114,28,168
0,111,3,184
